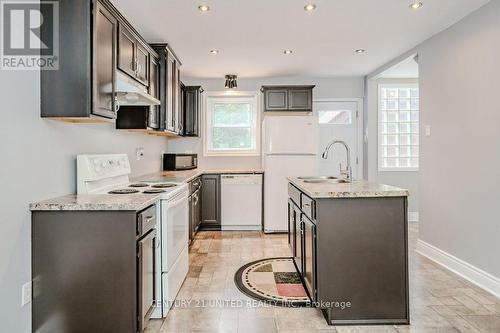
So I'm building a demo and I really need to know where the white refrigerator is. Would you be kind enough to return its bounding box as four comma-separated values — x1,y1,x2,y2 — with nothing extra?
262,116,319,232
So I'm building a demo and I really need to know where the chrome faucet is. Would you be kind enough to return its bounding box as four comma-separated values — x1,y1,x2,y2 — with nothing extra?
322,140,352,181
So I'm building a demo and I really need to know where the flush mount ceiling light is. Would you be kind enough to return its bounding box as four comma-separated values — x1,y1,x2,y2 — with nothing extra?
224,75,237,89
198,4,210,12
355,49,366,53
283,49,293,55
209,49,219,54
304,4,316,11
409,1,423,10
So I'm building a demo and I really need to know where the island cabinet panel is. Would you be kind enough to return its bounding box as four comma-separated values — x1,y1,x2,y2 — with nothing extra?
315,197,409,325
287,182,409,326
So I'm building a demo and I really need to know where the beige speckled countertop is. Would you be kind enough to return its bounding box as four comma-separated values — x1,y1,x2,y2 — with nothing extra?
29,194,161,211
134,168,264,184
30,168,264,211
288,177,409,199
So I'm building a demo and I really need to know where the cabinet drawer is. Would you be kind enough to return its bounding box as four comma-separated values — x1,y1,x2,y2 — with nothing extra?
301,194,315,221
288,184,301,206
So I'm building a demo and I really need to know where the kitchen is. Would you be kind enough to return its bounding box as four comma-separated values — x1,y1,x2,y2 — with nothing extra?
1,0,500,333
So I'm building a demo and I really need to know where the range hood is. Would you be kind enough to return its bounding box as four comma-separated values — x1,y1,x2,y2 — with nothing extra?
112,72,160,106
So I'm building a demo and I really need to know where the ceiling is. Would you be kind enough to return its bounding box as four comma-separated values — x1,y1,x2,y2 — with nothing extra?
379,55,419,78
111,0,489,78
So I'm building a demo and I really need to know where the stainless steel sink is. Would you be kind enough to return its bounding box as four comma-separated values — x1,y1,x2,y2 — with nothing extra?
298,176,350,184
298,176,339,180
303,179,350,184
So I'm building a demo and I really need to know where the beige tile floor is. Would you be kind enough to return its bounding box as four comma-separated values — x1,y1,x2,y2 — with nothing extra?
147,224,500,333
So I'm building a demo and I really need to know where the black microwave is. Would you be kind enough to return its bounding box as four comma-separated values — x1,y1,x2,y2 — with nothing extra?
163,153,198,171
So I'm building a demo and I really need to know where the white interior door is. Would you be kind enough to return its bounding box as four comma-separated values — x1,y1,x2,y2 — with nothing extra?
314,101,359,179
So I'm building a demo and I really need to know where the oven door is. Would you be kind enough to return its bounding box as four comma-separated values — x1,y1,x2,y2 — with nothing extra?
161,188,189,271
137,229,157,332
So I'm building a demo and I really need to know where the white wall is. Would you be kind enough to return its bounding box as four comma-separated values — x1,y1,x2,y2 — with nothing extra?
169,76,365,169
0,70,167,332
417,0,500,279
366,78,419,215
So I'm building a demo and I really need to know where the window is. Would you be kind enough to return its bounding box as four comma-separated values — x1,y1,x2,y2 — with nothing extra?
205,93,260,156
318,110,352,125
378,84,419,171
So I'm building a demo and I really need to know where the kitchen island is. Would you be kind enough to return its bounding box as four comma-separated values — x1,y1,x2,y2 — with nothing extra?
287,178,410,325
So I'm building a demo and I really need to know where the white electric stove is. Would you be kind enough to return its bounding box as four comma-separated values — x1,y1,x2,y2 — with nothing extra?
77,154,189,318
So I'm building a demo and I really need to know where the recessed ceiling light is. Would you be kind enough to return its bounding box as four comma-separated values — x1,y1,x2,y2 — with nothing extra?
304,4,316,11
409,2,423,10
355,49,366,53
198,5,210,12
210,49,219,54
283,49,293,55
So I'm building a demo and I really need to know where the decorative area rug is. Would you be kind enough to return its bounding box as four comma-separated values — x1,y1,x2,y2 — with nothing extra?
234,257,311,307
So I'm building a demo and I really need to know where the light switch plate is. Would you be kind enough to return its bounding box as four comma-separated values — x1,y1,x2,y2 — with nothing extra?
22,281,32,306
425,125,431,137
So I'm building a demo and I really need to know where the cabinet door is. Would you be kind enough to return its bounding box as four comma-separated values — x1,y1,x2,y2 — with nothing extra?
184,88,201,136
194,189,201,231
200,175,221,228
303,216,316,300
294,213,303,274
93,2,117,118
135,43,149,86
165,53,175,131
288,89,312,111
287,199,295,255
148,57,159,129
188,195,193,242
265,89,288,111
117,24,136,78
176,69,183,134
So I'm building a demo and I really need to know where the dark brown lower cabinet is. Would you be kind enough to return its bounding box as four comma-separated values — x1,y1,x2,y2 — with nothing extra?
189,177,202,242
199,174,221,230
287,183,409,326
293,209,303,275
302,215,316,301
32,205,158,333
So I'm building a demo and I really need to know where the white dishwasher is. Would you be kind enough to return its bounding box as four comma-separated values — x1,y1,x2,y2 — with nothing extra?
221,174,263,230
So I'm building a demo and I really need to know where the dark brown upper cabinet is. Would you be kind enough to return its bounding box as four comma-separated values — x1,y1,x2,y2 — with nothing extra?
262,85,315,112
117,24,149,86
150,44,182,134
182,86,203,137
40,0,158,121
148,56,160,129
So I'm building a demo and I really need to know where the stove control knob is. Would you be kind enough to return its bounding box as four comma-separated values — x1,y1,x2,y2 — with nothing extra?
101,162,107,168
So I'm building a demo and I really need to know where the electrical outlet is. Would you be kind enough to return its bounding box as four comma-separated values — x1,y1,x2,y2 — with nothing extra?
21,281,32,306
136,147,145,161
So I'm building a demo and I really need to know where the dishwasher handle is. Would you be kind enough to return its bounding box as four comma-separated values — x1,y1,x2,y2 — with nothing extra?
221,174,262,185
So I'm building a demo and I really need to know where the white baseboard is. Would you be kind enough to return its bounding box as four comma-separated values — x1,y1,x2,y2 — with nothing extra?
408,212,419,223
416,239,500,298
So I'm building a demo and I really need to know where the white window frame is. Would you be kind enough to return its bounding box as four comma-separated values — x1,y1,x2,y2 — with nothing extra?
378,83,419,172
203,91,261,157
